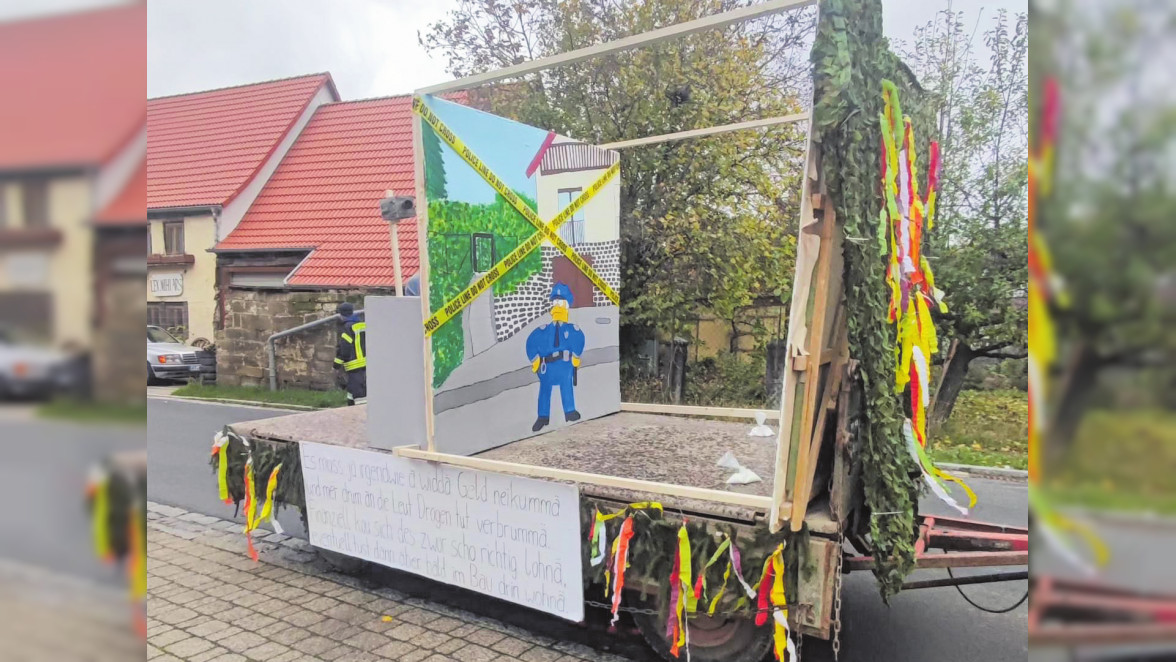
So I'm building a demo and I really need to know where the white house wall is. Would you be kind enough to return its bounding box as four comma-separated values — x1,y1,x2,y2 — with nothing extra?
535,167,621,244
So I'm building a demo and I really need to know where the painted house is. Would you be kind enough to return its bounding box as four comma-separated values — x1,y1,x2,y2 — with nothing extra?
146,73,339,344
211,95,426,389
478,137,622,350
0,5,145,354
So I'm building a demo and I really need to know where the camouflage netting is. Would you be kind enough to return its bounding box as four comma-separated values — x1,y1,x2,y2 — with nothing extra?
811,0,936,599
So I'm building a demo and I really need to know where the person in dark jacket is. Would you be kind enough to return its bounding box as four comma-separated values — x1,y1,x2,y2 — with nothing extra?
333,302,367,405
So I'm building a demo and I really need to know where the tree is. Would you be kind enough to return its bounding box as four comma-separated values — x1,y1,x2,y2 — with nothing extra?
420,0,810,360
1035,0,1176,448
900,9,1030,431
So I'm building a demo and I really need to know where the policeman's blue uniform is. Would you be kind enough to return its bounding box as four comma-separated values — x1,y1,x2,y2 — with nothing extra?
525,283,585,431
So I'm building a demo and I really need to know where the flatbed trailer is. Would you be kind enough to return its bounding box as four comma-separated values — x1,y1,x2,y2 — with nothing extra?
226,403,1027,661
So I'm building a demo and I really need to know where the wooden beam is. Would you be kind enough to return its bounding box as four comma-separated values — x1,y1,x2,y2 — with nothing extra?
793,317,848,523
416,0,816,94
788,188,838,532
599,113,809,150
769,132,820,532
394,446,778,510
621,402,780,420
411,114,436,450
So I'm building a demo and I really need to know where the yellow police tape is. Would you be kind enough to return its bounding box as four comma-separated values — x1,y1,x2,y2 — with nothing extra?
413,96,621,337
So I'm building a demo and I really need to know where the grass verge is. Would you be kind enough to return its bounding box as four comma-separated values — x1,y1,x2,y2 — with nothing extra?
38,399,147,424
930,389,1028,470
170,383,347,409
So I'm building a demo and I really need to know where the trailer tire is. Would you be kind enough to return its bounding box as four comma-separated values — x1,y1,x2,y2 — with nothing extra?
633,609,772,662
315,547,369,576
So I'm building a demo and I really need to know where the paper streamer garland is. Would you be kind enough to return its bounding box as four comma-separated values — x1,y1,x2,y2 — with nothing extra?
1027,77,1107,572
666,522,697,658
879,79,976,515
86,467,112,562
212,432,232,505
607,516,635,626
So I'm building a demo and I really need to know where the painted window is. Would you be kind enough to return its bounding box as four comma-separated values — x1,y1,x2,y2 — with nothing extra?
472,233,495,272
163,220,185,255
557,188,585,245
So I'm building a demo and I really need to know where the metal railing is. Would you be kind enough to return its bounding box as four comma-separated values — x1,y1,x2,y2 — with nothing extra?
267,309,363,391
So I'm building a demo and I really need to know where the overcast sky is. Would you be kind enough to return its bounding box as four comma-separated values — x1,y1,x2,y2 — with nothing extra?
0,0,1025,100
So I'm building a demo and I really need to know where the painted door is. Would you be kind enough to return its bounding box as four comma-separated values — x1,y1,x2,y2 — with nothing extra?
552,254,595,309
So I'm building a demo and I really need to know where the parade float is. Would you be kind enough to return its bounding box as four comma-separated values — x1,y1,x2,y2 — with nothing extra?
208,1,1029,659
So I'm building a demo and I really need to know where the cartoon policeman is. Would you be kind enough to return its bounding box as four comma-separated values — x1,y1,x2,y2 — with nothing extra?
525,283,586,432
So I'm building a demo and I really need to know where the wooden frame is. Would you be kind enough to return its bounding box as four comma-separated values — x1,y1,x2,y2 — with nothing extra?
395,445,777,510
620,402,780,420
410,0,826,519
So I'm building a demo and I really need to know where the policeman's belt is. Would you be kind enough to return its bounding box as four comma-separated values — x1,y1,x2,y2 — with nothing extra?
542,351,573,362
413,96,621,338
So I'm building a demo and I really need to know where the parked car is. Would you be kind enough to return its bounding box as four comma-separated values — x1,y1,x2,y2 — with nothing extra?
0,327,76,400
147,326,215,384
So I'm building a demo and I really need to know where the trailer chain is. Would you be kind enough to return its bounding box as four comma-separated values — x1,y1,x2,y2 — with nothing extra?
832,533,845,660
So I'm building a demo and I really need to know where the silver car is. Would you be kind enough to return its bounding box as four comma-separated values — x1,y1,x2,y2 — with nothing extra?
0,328,73,399
147,326,215,384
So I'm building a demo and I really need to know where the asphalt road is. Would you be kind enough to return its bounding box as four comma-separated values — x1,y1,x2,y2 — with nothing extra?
148,396,1030,661
0,406,145,587
147,397,307,536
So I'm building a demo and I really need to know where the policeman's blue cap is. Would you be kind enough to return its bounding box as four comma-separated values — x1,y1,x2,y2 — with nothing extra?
550,282,574,306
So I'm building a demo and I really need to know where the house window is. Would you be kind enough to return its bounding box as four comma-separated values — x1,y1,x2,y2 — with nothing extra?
21,177,49,228
147,301,188,331
163,220,184,255
472,233,495,272
557,188,585,245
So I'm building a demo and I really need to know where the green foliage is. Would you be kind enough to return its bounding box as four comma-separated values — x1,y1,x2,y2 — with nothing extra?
423,123,448,201
421,0,810,348
620,352,772,409
427,194,543,387
811,0,925,600
173,384,347,408
38,398,147,424
931,389,1028,470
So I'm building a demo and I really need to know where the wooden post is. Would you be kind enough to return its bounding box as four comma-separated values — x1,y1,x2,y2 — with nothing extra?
385,189,404,298
787,190,838,532
411,108,436,450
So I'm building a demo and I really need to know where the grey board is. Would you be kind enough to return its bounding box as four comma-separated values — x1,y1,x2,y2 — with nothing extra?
365,295,428,451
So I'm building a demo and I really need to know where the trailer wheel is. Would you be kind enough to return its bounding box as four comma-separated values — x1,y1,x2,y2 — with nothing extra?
633,609,772,662
315,547,369,576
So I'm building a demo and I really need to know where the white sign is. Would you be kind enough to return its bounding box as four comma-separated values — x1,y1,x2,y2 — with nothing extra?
5,252,49,288
149,271,183,297
299,442,585,621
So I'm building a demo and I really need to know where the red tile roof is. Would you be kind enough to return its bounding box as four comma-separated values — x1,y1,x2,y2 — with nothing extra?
216,96,422,287
147,73,336,210
95,159,146,226
0,5,145,171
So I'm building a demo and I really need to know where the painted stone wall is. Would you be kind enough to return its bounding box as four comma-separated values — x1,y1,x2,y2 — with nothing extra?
491,240,621,342
215,288,381,390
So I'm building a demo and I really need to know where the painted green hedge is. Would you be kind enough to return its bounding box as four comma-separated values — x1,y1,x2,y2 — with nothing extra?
427,194,543,387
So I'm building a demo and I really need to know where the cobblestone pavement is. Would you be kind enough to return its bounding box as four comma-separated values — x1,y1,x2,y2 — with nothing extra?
147,502,639,662
0,556,141,661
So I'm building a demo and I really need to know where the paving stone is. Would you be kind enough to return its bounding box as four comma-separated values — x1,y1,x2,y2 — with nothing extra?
464,628,506,647
219,631,268,653
340,629,391,652
491,636,534,657
454,643,499,662
150,629,191,648
165,636,215,658
243,641,291,661
520,647,564,662
189,645,229,662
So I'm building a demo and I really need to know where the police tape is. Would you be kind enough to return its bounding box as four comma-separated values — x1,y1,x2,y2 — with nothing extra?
413,96,621,337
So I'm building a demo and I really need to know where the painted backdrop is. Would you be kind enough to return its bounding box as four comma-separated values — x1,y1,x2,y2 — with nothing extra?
420,95,621,455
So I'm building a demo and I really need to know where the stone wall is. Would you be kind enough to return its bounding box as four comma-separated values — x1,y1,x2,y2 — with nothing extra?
215,289,383,390
491,240,621,342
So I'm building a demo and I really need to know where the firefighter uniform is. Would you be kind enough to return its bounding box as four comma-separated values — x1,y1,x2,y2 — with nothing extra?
334,318,367,405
